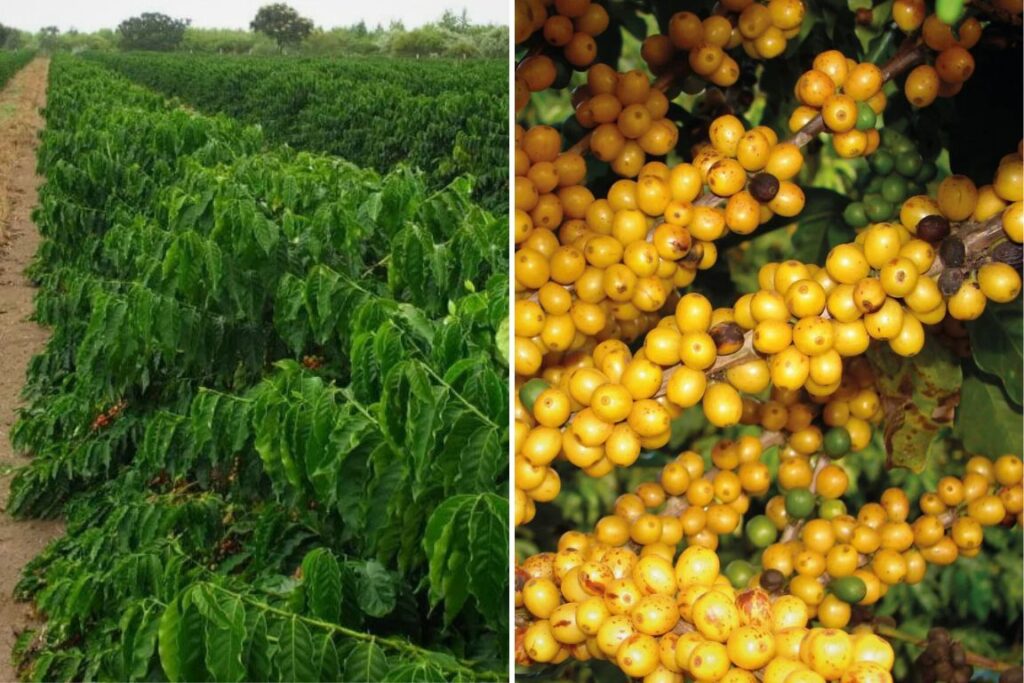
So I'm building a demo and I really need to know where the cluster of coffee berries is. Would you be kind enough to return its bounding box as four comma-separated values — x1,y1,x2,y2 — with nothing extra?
517,451,1022,678
640,0,807,89
574,65,679,168
517,543,898,681
756,459,1019,624
696,114,807,220
515,0,610,109
790,52,887,159
889,1,985,105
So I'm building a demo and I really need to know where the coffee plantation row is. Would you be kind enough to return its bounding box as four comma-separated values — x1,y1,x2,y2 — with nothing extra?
85,52,507,211
8,55,508,681
0,50,33,89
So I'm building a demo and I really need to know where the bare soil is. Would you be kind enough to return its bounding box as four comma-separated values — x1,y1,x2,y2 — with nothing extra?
0,58,63,683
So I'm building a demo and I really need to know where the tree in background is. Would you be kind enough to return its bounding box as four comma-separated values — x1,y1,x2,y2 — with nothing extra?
389,25,447,58
0,23,26,49
117,13,189,51
250,3,314,50
38,26,60,52
438,9,471,33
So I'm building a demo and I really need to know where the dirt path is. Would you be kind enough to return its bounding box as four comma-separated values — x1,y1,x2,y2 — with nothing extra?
0,58,62,683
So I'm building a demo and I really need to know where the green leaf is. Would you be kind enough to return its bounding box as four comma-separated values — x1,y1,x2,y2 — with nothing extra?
424,493,508,625
382,661,447,682
351,560,397,618
495,316,509,366
968,303,1023,408
789,188,851,265
179,603,210,682
201,591,246,683
317,634,340,682
957,366,1024,457
121,603,161,681
467,493,508,627
158,599,183,683
160,598,208,683
302,548,343,623
343,641,388,682
243,612,270,682
273,617,318,683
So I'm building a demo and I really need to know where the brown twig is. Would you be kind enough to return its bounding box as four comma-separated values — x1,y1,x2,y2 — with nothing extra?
968,0,1024,26
874,625,1018,672
924,214,1007,278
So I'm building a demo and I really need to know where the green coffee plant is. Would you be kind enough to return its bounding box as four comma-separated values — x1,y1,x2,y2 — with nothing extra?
10,55,507,682
0,50,33,87
84,52,507,211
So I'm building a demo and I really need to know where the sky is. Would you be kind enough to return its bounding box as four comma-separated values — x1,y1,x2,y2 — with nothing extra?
2,0,508,33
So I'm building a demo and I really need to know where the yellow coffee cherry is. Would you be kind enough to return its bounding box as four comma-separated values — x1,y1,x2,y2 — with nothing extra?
689,640,732,681
863,298,904,340
726,626,776,670
801,628,853,680
978,262,1022,303
937,174,979,221
631,594,680,636
769,346,810,390
947,281,987,320
826,244,870,284
693,589,742,641
994,159,1024,202
704,382,744,427
817,593,852,629
851,633,895,670
617,633,661,677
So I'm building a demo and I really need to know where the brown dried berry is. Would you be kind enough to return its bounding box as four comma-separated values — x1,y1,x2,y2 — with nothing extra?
916,214,951,243
710,322,745,355
939,269,964,296
749,173,780,202
993,241,1023,268
939,237,966,267
759,569,785,591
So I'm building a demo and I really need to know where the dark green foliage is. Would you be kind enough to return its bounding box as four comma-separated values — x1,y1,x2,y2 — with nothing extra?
11,56,507,681
86,52,507,211
0,50,33,87
250,4,315,48
116,14,190,52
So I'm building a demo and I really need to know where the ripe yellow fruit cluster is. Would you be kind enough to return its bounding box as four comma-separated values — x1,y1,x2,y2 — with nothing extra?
738,361,882,457
585,387,877,555
641,0,806,88
591,435,777,553
513,346,878,526
905,29,981,106
573,65,680,169
513,146,1023,525
696,114,807,218
889,1,985,105
517,544,897,682
789,51,887,158
515,0,610,106
757,454,1024,628
516,455,1023,679
513,110,818,379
